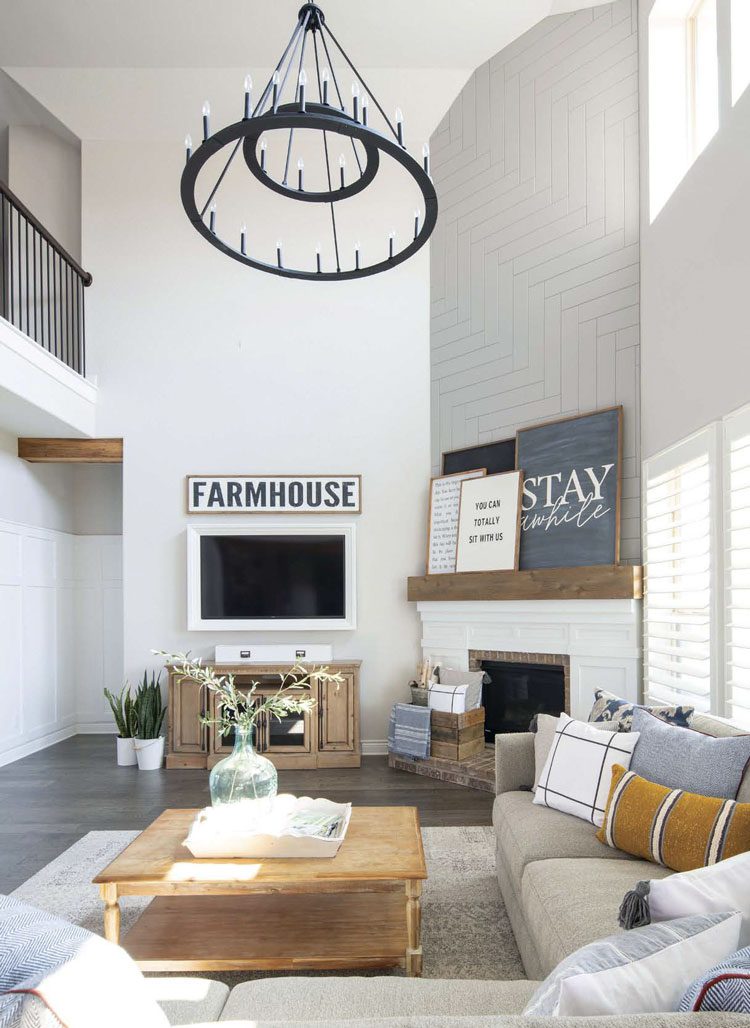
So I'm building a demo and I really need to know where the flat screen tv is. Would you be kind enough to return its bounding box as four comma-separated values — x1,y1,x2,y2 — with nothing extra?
187,526,356,630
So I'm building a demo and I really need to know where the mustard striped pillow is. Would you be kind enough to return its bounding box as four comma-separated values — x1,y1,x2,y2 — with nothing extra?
597,765,750,872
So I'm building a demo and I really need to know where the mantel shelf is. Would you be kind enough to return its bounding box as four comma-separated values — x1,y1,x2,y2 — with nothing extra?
407,564,642,603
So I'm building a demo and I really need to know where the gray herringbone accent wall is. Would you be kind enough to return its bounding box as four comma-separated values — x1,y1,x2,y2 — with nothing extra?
430,0,641,561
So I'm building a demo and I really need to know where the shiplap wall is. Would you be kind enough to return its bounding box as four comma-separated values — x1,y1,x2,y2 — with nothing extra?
430,0,641,561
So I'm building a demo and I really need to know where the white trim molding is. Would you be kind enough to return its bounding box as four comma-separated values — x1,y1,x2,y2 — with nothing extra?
417,599,642,720
186,523,357,631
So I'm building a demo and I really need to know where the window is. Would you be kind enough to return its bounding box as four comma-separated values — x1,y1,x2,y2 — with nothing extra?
724,406,750,727
731,0,750,104
644,403,750,724
648,0,719,220
643,428,717,713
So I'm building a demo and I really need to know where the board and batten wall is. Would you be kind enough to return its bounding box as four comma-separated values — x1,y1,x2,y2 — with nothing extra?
429,0,641,561
0,431,123,765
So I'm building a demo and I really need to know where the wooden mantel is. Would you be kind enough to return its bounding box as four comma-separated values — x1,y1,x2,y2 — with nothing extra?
407,564,642,603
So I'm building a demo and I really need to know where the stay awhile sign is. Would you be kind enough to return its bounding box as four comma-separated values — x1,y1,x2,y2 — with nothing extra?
187,475,362,514
515,407,622,569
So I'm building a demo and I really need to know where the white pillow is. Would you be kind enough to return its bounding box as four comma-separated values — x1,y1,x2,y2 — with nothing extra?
533,712,640,826
436,668,484,710
427,683,472,713
523,912,742,1017
620,851,750,947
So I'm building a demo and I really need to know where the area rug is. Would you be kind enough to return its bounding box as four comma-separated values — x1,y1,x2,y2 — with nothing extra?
11,825,524,982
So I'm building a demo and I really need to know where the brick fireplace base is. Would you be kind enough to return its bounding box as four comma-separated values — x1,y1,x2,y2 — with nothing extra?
387,745,495,793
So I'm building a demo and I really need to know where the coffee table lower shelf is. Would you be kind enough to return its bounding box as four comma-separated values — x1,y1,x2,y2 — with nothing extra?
122,892,409,973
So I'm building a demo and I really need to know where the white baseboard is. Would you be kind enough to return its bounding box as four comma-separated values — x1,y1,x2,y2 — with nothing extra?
362,739,387,756
0,726,77,768
76,723,117,734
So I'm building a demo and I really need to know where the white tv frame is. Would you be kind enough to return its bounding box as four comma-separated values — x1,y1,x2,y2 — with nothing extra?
187,523,357,631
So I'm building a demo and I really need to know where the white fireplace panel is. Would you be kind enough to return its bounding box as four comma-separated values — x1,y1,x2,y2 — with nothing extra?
417,599,642,721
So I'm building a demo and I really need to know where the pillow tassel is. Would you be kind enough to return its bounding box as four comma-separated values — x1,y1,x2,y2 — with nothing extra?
619,880,651,929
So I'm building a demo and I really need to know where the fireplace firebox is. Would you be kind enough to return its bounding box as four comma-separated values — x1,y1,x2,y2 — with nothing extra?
480,660,567,741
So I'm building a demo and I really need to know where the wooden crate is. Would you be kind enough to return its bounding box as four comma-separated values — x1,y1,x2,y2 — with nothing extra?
430,707,485,761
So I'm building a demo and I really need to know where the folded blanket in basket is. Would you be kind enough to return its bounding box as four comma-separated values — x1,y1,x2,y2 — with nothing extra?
388,702,431,758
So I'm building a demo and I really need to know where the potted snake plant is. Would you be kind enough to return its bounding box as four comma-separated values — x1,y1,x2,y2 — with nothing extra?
103,684,138,766
133,671,167,770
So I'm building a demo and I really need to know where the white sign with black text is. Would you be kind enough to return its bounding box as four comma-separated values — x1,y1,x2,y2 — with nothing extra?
187,475,362,514
455,470,523,573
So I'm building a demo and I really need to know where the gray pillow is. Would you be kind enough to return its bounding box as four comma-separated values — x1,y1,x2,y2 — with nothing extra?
630,708,750,800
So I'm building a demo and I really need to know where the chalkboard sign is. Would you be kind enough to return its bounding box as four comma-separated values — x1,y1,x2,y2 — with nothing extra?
426,469,486,574
515,407,622,569
442,438,516,476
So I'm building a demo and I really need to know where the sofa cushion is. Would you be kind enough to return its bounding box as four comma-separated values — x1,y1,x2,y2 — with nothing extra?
218,977,539,1022
145,977,229,1025
493,792,634,885
521,857,673,975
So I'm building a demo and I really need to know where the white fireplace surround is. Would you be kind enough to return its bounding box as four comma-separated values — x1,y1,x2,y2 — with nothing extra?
417,599,642,721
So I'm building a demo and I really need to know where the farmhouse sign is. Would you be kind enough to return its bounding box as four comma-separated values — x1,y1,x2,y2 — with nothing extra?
187,475,362,514
515,407,622,569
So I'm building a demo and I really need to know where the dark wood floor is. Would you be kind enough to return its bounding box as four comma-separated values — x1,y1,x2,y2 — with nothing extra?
0,736,494,893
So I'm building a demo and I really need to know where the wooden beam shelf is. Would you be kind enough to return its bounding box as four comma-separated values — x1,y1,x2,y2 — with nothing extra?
18,438,123,463
407,564,642,603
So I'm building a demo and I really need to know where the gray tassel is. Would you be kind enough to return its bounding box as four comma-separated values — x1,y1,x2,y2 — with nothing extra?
619,880,651,929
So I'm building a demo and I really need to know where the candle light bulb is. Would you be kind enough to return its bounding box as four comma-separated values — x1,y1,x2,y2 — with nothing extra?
351,82,360,97
354,239,361,270
272,71,280,85
202,101,211,140
276,239,283,268
321,67,330,104
297,156,304,190
338,152,346,189
315,243,322,273
184,134,192,162
414,209,420,239
395,107,404,145
351,80,360,122
297,157,305,169
240,222,247,254
298,69,307,86
388,228,396,259
298,68,307,111
272,69,280,110
259,136,267,172
422,141,431,174
209,202,217,233
339,154,346,168
243,74,253,118
202,101,211,117
361,96,368,126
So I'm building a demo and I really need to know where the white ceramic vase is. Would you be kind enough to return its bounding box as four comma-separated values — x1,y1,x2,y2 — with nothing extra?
134,736,165,771
116,736,137,766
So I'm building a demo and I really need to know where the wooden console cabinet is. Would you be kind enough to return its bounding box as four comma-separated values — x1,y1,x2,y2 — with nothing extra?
166,661,361,770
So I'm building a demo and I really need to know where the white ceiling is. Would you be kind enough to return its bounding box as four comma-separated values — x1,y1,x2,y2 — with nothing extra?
0,0,607,140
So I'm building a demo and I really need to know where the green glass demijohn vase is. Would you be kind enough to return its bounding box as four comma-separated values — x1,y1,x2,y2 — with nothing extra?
209,725,278,808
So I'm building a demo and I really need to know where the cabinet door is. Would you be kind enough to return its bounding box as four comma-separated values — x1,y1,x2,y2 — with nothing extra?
171,675,206,754
258,684,314,754
319,673,356,751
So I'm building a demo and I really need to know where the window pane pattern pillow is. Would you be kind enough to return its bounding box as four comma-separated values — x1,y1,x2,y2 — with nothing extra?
435,668,486,711
630,707,750,800
598,765,750,872
588,688,694,731
533,713,640,827
679,945,750,1012
523,912,742,1017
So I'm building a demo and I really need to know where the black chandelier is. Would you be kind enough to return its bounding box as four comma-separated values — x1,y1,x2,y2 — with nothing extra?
180,3,438,281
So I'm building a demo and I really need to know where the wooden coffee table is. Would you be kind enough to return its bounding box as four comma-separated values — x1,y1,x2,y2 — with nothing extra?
93,806,427,975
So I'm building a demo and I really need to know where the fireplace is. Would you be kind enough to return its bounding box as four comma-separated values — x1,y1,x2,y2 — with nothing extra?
469,649,570,742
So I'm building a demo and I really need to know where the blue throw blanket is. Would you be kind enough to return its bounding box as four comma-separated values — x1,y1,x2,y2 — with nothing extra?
388,702,431,759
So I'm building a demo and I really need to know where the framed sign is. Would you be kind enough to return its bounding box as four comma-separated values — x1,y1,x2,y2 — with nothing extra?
455,471,523,573
187,475,362,514
442,437,516,476
427,469,486,574
515,406,622,569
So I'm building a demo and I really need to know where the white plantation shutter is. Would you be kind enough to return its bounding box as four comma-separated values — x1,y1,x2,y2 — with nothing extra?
724,407,750,729
643,428,718,713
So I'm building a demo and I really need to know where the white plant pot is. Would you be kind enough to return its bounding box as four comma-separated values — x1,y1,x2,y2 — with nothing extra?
116,736,137,766
134,736,165,771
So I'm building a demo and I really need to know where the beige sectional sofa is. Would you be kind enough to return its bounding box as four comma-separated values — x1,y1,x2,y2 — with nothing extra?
147,714,748,1027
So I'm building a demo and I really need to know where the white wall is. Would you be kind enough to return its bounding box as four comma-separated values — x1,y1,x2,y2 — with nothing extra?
429,0,642,560
82,139,431,750
0,432,123,765
7,125,81,261
640,0,750,458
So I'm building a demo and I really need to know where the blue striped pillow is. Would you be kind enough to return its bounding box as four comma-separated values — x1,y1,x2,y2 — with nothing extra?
679,946,750,1012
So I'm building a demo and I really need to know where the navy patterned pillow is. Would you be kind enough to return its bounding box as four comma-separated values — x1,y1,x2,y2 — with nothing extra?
679,946,750,1012
588,688,693,732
